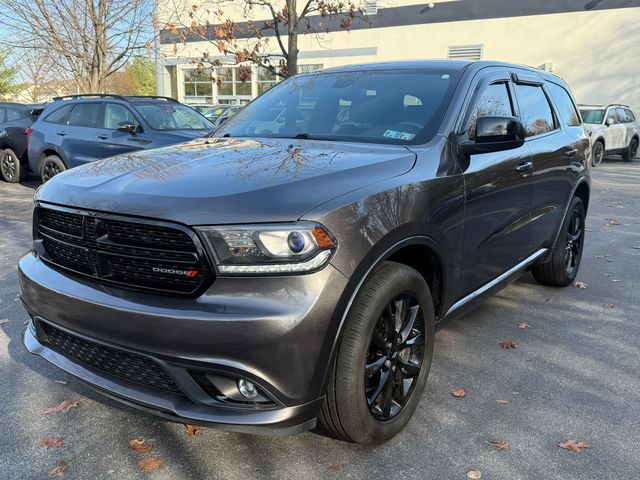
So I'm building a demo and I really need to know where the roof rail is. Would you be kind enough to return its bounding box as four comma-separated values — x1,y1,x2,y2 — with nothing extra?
52,93,126,101
125,95,179,103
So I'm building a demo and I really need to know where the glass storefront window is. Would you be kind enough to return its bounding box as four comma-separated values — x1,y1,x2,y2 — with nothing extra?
183,68,213,103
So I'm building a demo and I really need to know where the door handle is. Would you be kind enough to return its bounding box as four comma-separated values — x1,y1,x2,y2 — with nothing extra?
564,148,578,158
96,135,109,140
56,131,67,136
515,161,533,173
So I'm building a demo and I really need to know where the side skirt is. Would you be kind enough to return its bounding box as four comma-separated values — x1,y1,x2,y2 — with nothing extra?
440,248,548,323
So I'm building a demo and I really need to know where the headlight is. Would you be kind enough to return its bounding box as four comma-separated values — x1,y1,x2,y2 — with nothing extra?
196,222,336,275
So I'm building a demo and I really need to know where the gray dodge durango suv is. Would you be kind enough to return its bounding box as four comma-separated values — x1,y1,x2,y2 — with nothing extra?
20,61,591,443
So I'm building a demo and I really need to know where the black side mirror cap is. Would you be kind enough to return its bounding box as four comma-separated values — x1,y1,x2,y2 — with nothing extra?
459,116,526,155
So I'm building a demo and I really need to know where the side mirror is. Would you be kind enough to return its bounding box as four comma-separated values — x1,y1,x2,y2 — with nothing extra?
460,116,525,155
605,117,615,127
117,121,137,134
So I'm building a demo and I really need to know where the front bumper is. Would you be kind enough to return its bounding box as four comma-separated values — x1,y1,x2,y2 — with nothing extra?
19,252,348,435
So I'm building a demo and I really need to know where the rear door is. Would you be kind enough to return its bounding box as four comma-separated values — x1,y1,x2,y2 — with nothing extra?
98,102,151,156
603,107,625,149
458,68,534,293
64,102,108,166
617,108,635,148
526,79,588,250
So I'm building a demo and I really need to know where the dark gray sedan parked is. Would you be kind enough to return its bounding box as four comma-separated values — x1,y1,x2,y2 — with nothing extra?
19,60,590,443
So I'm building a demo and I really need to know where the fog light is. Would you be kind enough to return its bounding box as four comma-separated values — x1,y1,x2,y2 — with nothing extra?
237,379,257,399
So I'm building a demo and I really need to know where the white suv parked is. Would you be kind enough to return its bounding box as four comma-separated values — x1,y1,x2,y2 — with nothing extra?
579,104,639,166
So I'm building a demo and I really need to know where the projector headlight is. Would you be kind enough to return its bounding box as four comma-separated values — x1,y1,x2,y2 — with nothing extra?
196,222,336,275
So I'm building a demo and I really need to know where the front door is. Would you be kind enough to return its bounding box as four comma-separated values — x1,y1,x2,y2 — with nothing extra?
458,70,534,295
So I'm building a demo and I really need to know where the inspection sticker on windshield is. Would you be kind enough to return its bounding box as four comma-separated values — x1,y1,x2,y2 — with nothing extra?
383,130,415,141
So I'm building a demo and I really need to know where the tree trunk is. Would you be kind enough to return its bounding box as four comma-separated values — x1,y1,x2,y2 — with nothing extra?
286,0,298,77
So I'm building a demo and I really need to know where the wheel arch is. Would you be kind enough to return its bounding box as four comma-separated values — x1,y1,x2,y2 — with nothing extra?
38,148,68,170
319,233,448,394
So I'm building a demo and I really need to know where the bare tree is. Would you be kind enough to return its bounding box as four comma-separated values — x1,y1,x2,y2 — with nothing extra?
0,0,153,93
159,0,367,78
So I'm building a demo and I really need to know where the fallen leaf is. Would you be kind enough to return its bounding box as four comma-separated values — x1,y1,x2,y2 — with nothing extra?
603,303,615,309
499,340,517,349
128,438,153,454
23,319,29,325
138,458,163,472
53,380,67,385
44,400,79,414
602,273,613,277
467,471,482,479
49,460,69,477
451,389,466,398
518,322,531,329
489,438,509,450
573,281,588,289
326,463,343,472
184,424,203,436
632,246,640,250
40,437,64,449
496,399,508,404
0,319,9,325
605,218,621,226
558,439,591,453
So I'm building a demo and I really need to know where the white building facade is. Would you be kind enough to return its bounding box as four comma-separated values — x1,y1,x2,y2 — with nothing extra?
156,0,640,111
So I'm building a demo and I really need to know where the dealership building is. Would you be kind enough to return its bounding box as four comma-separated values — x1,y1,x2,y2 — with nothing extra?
157,0,640,111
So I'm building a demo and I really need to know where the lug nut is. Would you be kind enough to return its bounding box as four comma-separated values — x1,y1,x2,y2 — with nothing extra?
384,359,392,368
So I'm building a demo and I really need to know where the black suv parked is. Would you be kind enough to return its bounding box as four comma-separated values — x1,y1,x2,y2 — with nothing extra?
0,102,43,182
20,61,590,443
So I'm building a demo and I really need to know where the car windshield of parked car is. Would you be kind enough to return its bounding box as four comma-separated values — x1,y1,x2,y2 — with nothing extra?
580,109,605,124
134,103,213,131
215,69,461,145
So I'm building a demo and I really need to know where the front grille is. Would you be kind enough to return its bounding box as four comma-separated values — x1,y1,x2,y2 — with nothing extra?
39,321,183,395
36,205,211,295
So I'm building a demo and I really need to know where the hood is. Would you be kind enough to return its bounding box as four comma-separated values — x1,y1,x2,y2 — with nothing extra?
36,137,416,225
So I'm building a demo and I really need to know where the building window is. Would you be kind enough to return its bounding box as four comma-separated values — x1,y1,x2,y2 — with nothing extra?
363,0,378,15
183,68,213,104
216,66,252,99
447,45,483,61
298,64,323,74
257,67,278,94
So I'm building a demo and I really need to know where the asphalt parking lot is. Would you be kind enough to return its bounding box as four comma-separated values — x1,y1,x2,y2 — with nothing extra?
1,160,639,480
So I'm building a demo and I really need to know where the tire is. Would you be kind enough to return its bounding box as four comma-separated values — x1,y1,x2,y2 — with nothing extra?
39,155,66,182
0,148,26,183
532,196,585,287
622,137,638,162
591,140,604,167
318,261,435,444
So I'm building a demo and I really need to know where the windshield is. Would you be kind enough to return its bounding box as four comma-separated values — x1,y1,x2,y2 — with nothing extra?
134,103,213,131
215,69,461,145
580,109,605,124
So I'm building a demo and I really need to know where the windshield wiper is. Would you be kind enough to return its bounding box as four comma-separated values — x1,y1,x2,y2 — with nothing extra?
291,133,336,141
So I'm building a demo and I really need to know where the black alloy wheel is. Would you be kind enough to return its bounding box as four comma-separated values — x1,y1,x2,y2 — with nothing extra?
40,155,66,182
564,206,583,277
365,293,425,420
592,141,604,167
1,150,18,181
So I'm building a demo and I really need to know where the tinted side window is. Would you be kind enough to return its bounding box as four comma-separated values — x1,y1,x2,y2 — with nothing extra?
625,109,636,122
547,83,581,127
44,104,73,125
468,82,513,140
0,108,5,123
616,108,633,123
5,108,23,122
514,84,556,137
68,103,102,128
104,103,139,129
